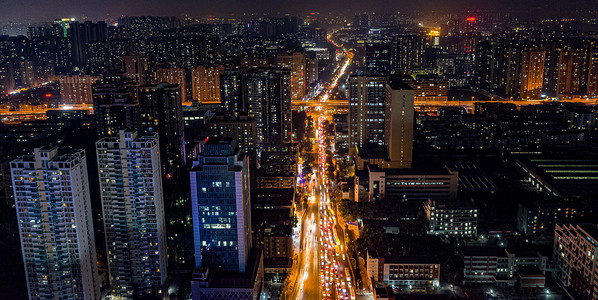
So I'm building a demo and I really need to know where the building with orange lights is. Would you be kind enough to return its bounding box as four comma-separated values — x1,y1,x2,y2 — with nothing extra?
520,48,546,99
587,44,598,98
155,67,187,103
59,74,99,104
276,52,306,100
403,76,448,102
367,254,440,288
191,65,224,103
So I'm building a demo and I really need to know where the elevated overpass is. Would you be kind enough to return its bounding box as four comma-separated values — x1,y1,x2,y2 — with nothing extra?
415,98,598,113
292,98,598,114
291,99,349,113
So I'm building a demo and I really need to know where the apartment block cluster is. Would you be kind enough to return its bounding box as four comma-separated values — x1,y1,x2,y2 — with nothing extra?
12,131,167,298
2,15,319,300
341,13,598,300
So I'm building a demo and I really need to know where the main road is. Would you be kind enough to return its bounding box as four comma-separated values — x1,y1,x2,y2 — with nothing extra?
287,31,357,300
289,180,322,299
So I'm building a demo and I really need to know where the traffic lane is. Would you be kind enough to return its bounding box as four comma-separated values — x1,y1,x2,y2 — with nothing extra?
293,192,319,299
322,187,355,300
300,187,322,299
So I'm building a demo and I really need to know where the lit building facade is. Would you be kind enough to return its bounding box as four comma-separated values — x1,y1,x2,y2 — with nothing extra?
355,165,459,202
517,200,588,236
520,48,546,99
554,223,598,300
59,74,99,104
220,69,292,153
191,65,224,103
92,75,140,137
391,35,425,75
403,76,448,102
257,142,298,189
424,199,478,237
252,188,294,268
155,67,187,103
348,75,388,158
138,83,185,179
365,44,392,76
122,54,147,84
190,138,251,273
385,79,414,169
384,168,458,201
461,247,511,284
367,254,440,288
97,131,167,298
462,247,549,286
207,113,257,164
588,44,598,98
276,52,306,100
476,41,552,99
557,44,586,97
0,64,15,95
11,147,100,300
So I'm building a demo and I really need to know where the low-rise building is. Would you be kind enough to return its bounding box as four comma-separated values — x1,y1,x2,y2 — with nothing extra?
424,199,478,237
367,254,440,288
252,188,294,270
355,165,459,202
553,223,598,300
517,266,545,288
191,249,264,300
461,247,509,284
514,154,598,198
402,75,448,102
564,105,596,132
444,162,497,192
461,247,549,286
517,198,589,236
257,142,298,189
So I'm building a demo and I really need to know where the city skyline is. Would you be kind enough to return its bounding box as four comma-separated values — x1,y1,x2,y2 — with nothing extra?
1,3,598,300
0,0,596,24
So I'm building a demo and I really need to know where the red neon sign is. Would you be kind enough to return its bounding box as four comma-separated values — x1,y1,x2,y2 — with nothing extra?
466,17,476,22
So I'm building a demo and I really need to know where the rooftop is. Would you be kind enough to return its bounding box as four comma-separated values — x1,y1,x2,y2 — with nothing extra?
429,198,477,210
460,247,507,257
517,266,544,276
578,224,598,243
394,295,449,300
383,256,440,265
387,77,414,90
253,188,295,207
193,248,262,289
445,162,497,192
515,153,598,197
370,164,454,176
356,143,387,159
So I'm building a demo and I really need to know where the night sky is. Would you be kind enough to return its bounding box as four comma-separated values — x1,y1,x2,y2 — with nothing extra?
0,0,595,22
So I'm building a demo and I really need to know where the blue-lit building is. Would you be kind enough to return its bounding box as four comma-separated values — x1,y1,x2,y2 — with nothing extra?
190,137,251,273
